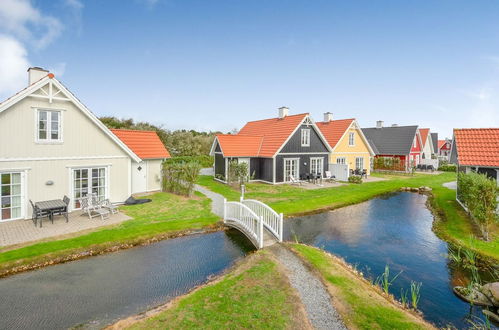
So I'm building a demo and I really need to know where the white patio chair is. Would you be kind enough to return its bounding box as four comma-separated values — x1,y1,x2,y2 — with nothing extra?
288,175,302,186
324,171,336,182
79,195,110,220
100,199,119,214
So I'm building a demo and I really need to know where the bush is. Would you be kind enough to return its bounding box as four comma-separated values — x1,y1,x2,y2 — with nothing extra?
165,155,214,168
162,161,201,196
227,160,248,187
348,175,363,184
457,172,498,241
439,164,456,172
374,157,404,171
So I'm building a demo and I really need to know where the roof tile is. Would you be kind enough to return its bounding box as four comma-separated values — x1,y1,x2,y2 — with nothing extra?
111,129,170,159
454,128,499,167
316,119,354,148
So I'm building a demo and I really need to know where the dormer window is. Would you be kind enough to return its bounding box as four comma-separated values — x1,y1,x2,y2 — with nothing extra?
349,132,355,146
301,129,310,147
37,109,61,142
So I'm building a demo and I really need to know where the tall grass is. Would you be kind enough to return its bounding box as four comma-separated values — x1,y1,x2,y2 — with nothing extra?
376,265,403,294
410,281,422,309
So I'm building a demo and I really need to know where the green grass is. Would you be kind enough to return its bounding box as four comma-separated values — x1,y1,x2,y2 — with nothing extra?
0,192,219,274
290,244,432,330
198,172,498,262
128,253,305,329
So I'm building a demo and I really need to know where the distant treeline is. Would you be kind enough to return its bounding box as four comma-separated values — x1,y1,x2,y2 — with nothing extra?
100,117,220,156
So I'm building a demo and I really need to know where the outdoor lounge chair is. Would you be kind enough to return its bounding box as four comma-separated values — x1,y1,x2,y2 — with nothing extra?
79,196,110,220
289,175,302,186
324,171,336,182
100,199,119,214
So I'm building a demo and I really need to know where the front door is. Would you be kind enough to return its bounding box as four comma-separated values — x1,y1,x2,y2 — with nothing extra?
132,162,147,194
284,158,299,182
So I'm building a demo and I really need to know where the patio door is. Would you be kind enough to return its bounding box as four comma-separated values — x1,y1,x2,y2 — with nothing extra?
310,157,324,177
72,167,107,209
0,172,24,221
284,158,299,182
355,157,364,170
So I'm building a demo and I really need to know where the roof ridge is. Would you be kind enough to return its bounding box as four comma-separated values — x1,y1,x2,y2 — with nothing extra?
110,128,158,133
245,112,309,124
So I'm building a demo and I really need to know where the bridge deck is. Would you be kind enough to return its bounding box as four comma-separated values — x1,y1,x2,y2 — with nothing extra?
224,220,278,248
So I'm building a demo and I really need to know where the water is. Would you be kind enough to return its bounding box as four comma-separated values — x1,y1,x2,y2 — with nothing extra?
285,192,496,329
0,230,253,329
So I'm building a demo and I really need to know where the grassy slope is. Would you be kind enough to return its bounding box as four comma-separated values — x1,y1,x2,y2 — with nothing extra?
0,192,219,274
125,252,309,330
290,244,434,330
198,173,498,261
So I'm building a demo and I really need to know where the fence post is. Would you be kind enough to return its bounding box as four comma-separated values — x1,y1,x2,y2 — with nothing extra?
223,198,227,223
259,216,264,249
279,213,283,242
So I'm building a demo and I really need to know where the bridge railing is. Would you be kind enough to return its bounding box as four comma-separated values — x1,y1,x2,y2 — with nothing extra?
223,200,264,248
240,198,283,242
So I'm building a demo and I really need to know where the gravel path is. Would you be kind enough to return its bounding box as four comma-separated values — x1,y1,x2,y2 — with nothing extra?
194,184,225,217
269,245,346,330
443,181,457,190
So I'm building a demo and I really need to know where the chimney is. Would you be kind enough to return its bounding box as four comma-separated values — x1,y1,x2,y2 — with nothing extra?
323,112,333,122
376,120,384,129
278,106,289,119
28,67,49,85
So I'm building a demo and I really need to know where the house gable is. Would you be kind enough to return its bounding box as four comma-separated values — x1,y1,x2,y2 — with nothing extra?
0,76,140,162
279,123,330,154
331,121,374,155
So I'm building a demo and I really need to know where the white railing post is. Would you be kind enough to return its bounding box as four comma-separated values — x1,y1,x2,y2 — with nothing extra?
223,198,227,223
279,213,283,242
259,215,264,249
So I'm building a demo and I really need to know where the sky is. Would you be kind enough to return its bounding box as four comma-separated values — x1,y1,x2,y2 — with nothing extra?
1,0,499,138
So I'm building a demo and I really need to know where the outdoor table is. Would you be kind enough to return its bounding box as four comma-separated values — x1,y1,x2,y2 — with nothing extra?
35,199,67,227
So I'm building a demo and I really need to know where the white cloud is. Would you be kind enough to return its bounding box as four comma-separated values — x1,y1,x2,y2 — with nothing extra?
0,0,63,49
0,34,30,97
64,0,84,34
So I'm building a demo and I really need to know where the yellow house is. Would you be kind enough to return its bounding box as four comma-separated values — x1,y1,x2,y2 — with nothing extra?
316,113,375,175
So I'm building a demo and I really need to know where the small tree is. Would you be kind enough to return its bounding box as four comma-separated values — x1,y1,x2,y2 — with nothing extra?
227,160,248,187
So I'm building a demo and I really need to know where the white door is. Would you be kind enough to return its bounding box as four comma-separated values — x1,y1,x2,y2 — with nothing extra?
0,172,25,221
132,162,147,194
284,158,299,182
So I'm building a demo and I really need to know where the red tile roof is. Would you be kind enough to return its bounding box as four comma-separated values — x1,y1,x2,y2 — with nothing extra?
454,128,499,167
419,128,430,145
438,140,447,149
316,119,354,149
220,113,308,157
216,135,264,157
111,129,170,159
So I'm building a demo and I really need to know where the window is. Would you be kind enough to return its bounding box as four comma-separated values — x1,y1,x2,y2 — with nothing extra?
355,157,364,170
284,159,299,182
37,110,61,142
73,167,107,209
310,157,324,176
413,137,417,149
301,129,310,147
1,172,22,221
336,157,346,165
349,132,355,146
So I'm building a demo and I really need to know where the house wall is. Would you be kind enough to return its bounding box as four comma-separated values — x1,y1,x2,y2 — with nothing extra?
0,92,132,219
146,159,163,191
331,126,372,175
280,124,330,153
214,153,225,178
275,154,328,183
421,138,433,160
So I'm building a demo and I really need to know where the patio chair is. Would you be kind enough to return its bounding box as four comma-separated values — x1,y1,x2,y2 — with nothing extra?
100,199,119,214
362,169,368,179
79,196,110,220
324,171,336,182
29,200,51,227
50,196,70,223
288,175,302,186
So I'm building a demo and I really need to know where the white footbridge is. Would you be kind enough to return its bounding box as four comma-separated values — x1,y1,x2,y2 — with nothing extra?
223,197,283,249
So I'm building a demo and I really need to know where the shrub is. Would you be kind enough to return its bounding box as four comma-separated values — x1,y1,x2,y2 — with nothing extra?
227,160,248,187
348,175,363,184
457,172,498,241
165,155,214,168
162,161,201,196
438,164,456,172
374,157,404,171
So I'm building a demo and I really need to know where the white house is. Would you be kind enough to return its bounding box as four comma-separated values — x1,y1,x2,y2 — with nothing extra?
0,67,170,222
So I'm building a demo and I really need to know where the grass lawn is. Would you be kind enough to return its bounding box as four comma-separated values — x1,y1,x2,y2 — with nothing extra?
290,243,434,330
122,251,309,330
198,173,499,262
0,192,220,276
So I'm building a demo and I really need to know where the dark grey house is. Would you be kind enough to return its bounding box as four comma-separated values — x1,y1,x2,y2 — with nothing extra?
210,107,332,184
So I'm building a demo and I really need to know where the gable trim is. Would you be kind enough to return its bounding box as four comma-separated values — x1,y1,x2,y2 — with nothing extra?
0,76,141,163
330,120,375,156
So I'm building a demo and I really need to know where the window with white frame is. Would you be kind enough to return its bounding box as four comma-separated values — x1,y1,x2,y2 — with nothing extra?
336,157,346,165
349,132,355,146
37,109,61,142
355,157,364,170
301,129,310,147
1,172,22,221
73,167,107,209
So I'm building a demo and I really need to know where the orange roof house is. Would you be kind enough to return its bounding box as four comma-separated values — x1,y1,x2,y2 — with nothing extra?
316,114,375,175
210,107,332,184
111,129,170,159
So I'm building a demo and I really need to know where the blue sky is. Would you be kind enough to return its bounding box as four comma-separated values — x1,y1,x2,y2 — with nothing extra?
1,0,499,137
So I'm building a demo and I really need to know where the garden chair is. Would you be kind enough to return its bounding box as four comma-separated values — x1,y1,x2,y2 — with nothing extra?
324,171,336,182
29,200,51,227
288,175,302,186
362,169,368,179
79,196,110,220
100,199,119,214
50,195,70,223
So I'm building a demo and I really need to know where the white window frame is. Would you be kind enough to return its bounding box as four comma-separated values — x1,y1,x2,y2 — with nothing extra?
336,157,346,165
35,108,63,143
349,132,355,146
310,157,324,177
283,158,300,182
355,157,364,170
301,129,310,147
71,166,109,210
0,171,26,222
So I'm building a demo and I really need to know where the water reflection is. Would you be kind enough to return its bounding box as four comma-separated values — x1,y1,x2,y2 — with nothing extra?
0,230,253,330
285,192,493,329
